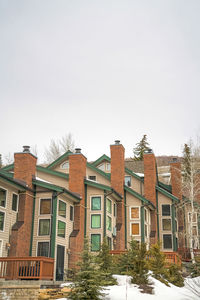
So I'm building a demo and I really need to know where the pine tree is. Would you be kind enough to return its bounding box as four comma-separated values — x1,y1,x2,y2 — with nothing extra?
189,256,200,278
133,134,150,161
149,242,169,285
96,238,117,286
166,264,184,287
67,239,106,300
131,243,149,285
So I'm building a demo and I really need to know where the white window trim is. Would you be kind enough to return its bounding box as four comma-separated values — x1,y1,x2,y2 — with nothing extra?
106,198,112,215
90,195,102,211
88,175,97,181
58,199,67,219
0,210,5,232
188,212,197,223
37,218,51,237
125,175,131,187
38,198,52,216
12,192,19,212
162,234,173,250
162,218,172,232
0,239,3,257
0,186,8,209
130,206,140,220
57,219,66,238
106,163,111,171
130,221,140,236
70,205,74,222
97,163,105,171
61,161,69,170
106,215,112,232
161,204,171,217
90,213,102,229
36,240,50,257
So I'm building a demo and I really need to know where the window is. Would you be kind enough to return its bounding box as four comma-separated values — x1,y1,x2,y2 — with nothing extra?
192,225,197,236
163,234,172,249
91,214,101,228
91,234,101,251
162,219,171,231
38,219,50,236
91,196,101,210
106,199,112,214
188,212,197,223
0,211,5,231
106,216,112,231
57,221,66,238
40,199,51,215
12,194,18,211
70,206,74,221
125,176,131,187
114,203,116,217
107,237,112,249
131,223,140,235
130,207,139,219
97,164,104,171
106,163,111,171
0,240,2,257
144,209,148,222
61,161,69,170
0,188,6,208
88,175,96,181
58,200,66,218
145,224,148,237
162,205,171,216
37,242,49,257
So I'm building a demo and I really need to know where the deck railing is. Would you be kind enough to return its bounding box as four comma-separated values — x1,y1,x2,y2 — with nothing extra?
0,257,54,280
178,248,200,261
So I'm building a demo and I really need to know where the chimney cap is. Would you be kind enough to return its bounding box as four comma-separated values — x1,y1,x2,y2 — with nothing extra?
115,140,120,145
172,157,178,162
75,148,81,154
144,148,153,154
23,146,30,153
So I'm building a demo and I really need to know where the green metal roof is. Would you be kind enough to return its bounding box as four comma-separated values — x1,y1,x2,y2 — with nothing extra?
47,150,72,169
91,154,111,167
156,185,179,203
1,164,14,171
0,171,27,191
37,165,69,179
124,185,155,209
84,179,122,200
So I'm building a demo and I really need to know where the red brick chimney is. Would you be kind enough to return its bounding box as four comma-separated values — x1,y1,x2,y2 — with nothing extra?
9,146,37,257
170,158,184,248
143,149,158,244
68,148,86,268
110,140,125,250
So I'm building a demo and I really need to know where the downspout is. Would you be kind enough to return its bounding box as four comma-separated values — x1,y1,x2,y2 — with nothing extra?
156,189,160,240
124,189,127,249
29,185,36,256
84,184,87,237
141,205,145,243
104,190,106,238
50,191,57,258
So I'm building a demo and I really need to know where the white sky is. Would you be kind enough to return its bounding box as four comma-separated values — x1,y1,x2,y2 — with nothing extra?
1,0,200,163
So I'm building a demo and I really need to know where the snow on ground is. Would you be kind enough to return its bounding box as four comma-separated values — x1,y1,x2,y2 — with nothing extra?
57,275,200,300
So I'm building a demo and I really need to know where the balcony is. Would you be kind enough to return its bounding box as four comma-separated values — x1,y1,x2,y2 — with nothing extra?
0,257,54,280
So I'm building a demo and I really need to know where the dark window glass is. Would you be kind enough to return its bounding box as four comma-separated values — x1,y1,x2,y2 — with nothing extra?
91,197,101,210
0,188,6,207
91,234,101,251
39,219,50,236
107,237,112,250
114,203,116,217
106,199,112,214
163,234,172,249
88,176,96,181
12,194,18,211
37,242,49,257
162,219,171,231
58,200,66,218
40,199,51,214
91,215,101,228
162,205,171,216
70,206,74,221
125,176,131,187
57,221,66,238
0,211,5,231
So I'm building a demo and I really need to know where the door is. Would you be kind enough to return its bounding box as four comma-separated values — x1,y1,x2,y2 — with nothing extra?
56,245,65,281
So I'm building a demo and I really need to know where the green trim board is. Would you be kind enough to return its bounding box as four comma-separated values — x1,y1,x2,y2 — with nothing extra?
1,163,14,171
29,187,36,256
33,179,81,202
50,192,57,258
158,181,172,193
87,162,110,180
0,172,27,191
37,165,69,180
103,191,107,237
124,185,155,209
0,169,14,178
140,206,145,243
156,185,179,203
47,150,72,169
84,179,122,200
91,154,111,167
125,167,144,182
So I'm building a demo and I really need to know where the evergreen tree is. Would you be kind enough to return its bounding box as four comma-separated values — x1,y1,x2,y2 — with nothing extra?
0,154,2,168
115,239,138,275
149,242,169,285
189,256,200,278
96,238,117,286
68,239,106,300
133,134,150,160
166,264,184,287
131,243,149,285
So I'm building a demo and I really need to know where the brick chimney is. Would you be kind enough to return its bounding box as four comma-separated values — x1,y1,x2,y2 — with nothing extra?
170,158,184,248
9,146,37,257
110,140,125,250
143,149,158,244
68,148,86,268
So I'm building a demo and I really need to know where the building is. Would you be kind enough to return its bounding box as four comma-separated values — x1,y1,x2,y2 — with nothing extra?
0,141,199,280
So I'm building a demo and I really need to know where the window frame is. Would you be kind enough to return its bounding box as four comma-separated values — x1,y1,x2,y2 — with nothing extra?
125,176,131,187
0,211,5,232
38,218,51,236
91,234,101,252
37,241,50,257
106,215,112,231
70,205,74,221
61,161,69,170
58,200,66,218
106,163,111,171
162,218,172,231
161,204,171,217
0,187,7,208
130,222,140,236
130,206,140,220
12,193,19,212
0,239,3,257
91,214,101,229
39,198,52,215
57,220,66,238
88,175,97,181
163,234,173,249
91,196,102,211
106,198,112,214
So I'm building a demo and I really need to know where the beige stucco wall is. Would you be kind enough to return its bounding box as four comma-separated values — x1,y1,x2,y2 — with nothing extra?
0,180,19,257
86,167,111,186
36,170,69,189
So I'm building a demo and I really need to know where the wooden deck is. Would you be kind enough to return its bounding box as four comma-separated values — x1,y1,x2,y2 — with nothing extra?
0,257,54,280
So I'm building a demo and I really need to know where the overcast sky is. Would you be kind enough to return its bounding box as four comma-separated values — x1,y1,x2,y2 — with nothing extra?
0,0,200,163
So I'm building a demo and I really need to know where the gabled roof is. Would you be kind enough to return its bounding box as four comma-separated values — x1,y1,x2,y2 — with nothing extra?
156,185,179,203
87,162,110,180
125,167,144,182
124,185,155,209
91,154,111,167
33,178,81,202
1,164,14,171
47,150,72,169
0,170,27,191
37,165,69,179
158,181,172,193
